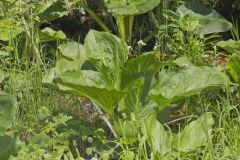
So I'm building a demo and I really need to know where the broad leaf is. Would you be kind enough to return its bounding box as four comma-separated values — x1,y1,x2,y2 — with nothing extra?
0,92,16,130
36,0,68,23
120,52,161,116
55,58,83,77
84,30,128,89
0,50,9,57
58,41,86,60
226,54,240,83
0,135,16,160
58,82,124,117
173,56,193,67
0,19,23,41
105,0,161,16
217,39,240,54
173,113,214,152
177,2,232,34
39,27,66,42
84,30,128,69
142,113,171,157
150,66,228,108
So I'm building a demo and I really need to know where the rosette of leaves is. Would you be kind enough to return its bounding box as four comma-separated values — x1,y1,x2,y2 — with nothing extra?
104,0,161,43
43,30,228,138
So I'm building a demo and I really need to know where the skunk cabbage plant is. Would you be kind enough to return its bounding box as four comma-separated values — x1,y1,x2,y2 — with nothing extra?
43,30,229,152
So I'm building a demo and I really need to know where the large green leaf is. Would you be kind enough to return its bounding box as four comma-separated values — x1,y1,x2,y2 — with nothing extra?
58,41,86,60
226,54,240,83
84,30,128,89
58,82,124,117
150,66,228,108
119,52,161,117
142,113,171,157
36,0,68,23
177,2,232,34
0,19,23,41
0,92,16,131
0,135,16,160
104,0,161,16
55,69,125,117
84,30,128,69
39,27,66,42
173,113,214,152
217,39,240,54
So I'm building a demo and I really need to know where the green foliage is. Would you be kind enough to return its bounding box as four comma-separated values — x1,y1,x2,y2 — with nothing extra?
0,92,16,131
143,112,214,158
39,27,66,42
0,92,17,159
44,30,229,141
104,0,161,43
0,19,23,41
1,1,238,159
217,39,240,83
142,112,170,157
173,112,214,152
217,39,240,54
177,2,232,34
150,66,228,108
104,0,161,16
226,54,240,83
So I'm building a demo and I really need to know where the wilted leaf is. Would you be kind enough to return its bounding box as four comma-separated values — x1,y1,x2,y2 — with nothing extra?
173,113,214,152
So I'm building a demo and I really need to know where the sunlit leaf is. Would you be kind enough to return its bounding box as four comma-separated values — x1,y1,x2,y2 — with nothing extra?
226,54,240,83
150,66,228,108
173,113,214,152
58,41,86,60
84,30,128,89
0,92,16,130
177,2,232,34
217,39,240,54
142,113,171,156
39,27,66,42
105,0,161,15
0,19,23,41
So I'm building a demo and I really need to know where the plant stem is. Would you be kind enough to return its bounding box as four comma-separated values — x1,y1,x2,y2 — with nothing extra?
142,30,159,44
92,102,118,138
115,15,134,44
79,1,111,33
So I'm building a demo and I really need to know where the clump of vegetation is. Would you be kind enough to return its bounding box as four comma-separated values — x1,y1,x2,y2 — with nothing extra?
0,0,240,159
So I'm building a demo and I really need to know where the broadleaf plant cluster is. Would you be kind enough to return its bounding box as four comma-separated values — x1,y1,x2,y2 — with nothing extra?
43,30,229,157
